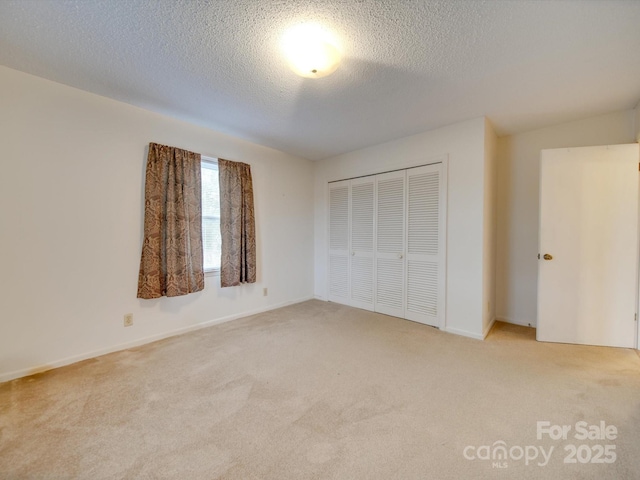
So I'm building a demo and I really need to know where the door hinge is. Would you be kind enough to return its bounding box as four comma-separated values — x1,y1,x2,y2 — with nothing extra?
537,253,540,259
635,313,638,322
638,162,640,172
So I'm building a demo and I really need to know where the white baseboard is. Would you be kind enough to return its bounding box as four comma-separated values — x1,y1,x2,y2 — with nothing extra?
444,326,485,340
0,296,314,384
314,294,326,301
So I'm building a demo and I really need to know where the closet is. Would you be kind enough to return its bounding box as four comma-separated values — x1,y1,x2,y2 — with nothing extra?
328,162,446,328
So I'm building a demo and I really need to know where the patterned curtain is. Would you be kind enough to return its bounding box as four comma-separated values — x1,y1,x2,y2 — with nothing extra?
218,159,257,287
137,143,205,298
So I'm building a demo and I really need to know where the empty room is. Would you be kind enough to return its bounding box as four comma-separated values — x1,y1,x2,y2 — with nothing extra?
2,1,640,478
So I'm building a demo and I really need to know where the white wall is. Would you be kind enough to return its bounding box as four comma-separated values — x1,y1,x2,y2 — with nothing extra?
482,119,498,335
635,102,640,142
495,109,636,327
314,117,488,339
0,66,315,382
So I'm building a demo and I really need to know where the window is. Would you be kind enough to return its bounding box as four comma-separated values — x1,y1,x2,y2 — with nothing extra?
201,157,221,273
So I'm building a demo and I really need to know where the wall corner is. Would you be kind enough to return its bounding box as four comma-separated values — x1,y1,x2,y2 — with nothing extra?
482,117,499,335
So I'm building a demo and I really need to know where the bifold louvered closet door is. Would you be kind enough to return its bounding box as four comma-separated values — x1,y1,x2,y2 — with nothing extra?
375,171,406,318
327,163,445,328
405,165,444,326
349,177,375,311
328,180,350,304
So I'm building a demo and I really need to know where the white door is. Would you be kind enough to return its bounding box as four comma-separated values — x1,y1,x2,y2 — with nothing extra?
349,177,376,311
405,164,444,327
537,144,639,348
375,170,406,318
328,180,350,305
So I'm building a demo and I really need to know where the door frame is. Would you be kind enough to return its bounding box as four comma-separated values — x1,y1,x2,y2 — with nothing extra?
636,163,640,349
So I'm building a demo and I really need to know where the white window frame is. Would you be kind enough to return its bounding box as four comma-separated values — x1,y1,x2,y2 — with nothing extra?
201,156,221,276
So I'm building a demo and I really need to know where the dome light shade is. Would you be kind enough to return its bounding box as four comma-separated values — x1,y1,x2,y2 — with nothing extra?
281,23,341,78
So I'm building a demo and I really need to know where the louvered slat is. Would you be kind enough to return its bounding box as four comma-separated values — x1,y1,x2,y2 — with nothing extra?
377,178,404,253
351,256,374,304
329,255,349,299
376,258,404,310
407,261,438,316
329,186,349,251
351,182,374,252
408,172,439,256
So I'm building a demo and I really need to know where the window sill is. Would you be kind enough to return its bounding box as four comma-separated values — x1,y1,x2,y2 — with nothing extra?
205,269,220,277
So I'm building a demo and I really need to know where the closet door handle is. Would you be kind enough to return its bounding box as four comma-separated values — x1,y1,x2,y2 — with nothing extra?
397,253,403,259
351,251,355,256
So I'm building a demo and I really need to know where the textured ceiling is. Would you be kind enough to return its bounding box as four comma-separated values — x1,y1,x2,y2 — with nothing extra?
1,0,639,160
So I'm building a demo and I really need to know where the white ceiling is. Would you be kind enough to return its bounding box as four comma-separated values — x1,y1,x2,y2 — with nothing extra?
1,0,639,161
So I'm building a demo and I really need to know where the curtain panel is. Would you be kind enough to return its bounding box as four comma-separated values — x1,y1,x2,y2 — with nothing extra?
137,143,205,299
218,159,257,287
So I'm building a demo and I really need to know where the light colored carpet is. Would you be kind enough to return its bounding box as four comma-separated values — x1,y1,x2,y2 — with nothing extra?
2,300,640,479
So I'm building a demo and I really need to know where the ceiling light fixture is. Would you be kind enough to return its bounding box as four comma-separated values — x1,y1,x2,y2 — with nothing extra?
281,23,341,79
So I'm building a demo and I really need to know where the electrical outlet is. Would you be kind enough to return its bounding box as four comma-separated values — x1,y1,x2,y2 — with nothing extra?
124,313,133,327
263,287,268,296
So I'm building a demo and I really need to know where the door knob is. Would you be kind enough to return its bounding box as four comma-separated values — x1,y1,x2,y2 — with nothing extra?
351,252,355,256
543,253,553,260
397,253,403,259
